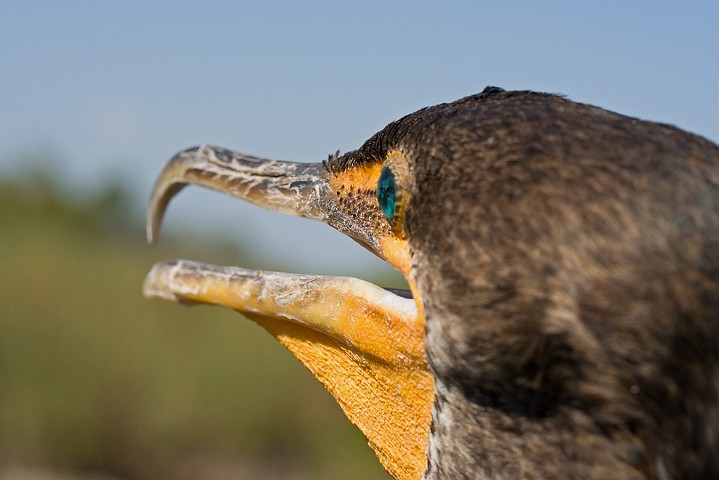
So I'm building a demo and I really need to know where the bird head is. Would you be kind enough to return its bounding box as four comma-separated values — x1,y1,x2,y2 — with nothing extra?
145,87,719,479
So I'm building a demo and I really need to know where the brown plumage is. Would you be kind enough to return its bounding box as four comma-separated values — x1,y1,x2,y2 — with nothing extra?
352,88,719,478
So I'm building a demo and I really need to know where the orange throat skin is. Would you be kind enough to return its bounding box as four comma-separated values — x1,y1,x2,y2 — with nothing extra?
144,260,434,480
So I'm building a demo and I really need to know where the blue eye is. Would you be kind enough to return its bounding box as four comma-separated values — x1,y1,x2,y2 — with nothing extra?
377,167,397,221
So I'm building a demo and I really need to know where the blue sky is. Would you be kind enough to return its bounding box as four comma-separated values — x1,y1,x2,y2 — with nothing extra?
1,1,718,277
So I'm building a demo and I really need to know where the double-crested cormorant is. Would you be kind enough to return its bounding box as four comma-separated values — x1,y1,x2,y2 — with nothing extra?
144,87,719,479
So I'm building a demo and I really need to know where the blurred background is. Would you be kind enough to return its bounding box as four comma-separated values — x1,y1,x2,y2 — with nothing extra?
1,2,717,479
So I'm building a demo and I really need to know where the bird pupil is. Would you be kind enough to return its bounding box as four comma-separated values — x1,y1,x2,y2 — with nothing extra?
377,167,397,221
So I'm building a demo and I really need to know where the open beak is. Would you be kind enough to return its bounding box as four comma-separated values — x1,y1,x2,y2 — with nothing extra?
143,145,433,480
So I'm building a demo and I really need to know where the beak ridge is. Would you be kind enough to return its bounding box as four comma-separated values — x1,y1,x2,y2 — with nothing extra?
147,145,330,244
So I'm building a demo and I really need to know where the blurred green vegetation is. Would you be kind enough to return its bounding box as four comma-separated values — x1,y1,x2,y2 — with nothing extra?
0,168,390,479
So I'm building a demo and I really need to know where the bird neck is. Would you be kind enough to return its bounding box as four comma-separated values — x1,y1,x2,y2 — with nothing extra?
423,379,648,480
